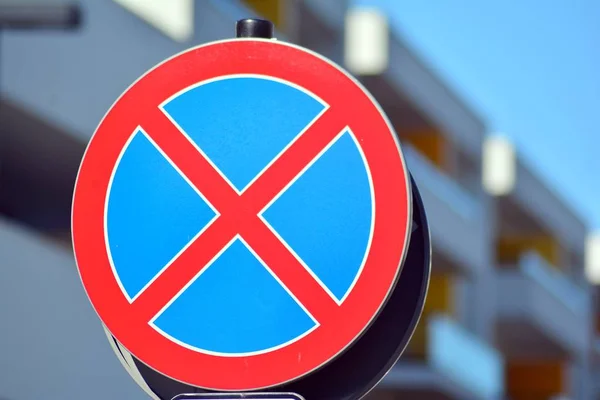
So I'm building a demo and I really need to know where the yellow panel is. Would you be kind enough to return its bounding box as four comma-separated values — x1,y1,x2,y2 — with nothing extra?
506,361,565,399
403,129,446,169
406,274,454,357
422,273,455,314
405,319,427,358
243,0,285,29
511,394,554,400
497,235,560,267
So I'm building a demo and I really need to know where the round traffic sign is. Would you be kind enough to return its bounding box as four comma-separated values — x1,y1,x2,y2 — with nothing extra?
104,174,430,400
72,39,412,391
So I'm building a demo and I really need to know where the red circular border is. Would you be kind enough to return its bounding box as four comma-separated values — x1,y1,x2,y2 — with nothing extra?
72,39,411,391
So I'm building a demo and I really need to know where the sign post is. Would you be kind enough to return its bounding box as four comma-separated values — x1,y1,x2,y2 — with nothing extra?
72,18,431,400
173,394,304,400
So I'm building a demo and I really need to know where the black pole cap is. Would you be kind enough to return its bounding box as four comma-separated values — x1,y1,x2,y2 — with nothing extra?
235,18,274,39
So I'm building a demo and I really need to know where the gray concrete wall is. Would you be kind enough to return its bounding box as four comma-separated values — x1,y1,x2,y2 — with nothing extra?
0,218,148,400
0,0,240,142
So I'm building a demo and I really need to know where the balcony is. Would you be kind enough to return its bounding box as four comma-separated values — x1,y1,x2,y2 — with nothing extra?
379,315,504,400
403,144,487,275
508,158,587,254
2,0,269,144
486,136,587,263
299,0,346,33
495,251,591,358
299,0,487,164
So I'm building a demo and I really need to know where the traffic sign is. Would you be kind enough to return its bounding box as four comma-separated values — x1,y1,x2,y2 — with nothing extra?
72,39,412,391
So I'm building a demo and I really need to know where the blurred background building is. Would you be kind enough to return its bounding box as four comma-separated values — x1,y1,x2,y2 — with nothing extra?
0,0,598,399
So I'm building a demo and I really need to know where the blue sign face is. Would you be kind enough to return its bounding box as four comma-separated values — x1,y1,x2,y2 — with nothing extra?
105,76,374,356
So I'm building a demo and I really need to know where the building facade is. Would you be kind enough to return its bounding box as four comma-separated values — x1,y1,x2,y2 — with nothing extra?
0,0,595,399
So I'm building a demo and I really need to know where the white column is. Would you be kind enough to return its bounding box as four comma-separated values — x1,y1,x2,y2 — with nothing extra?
344,6,389,76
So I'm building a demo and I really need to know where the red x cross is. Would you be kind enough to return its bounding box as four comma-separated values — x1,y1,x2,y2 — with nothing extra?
133,106,348,324
73,39,410,390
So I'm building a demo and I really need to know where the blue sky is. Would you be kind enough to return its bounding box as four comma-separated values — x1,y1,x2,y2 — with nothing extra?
354,0,600,230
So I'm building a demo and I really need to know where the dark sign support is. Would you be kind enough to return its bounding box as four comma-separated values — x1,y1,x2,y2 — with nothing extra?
173,394,305,400
235,18,274,39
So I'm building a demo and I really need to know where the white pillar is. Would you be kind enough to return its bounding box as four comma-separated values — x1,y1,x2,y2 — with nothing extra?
344,6,389,76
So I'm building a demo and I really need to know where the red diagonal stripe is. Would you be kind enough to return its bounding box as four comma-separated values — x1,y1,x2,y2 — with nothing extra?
131,216,236,322
241,107,348,213
130,106,345,323
240,217,340,323
141,108,238,213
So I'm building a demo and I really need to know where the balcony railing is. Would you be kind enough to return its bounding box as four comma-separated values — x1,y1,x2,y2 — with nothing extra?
403,144,480,221
496,251,591,356
427,314,504,399
402,144,487,273
519,251,590,317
